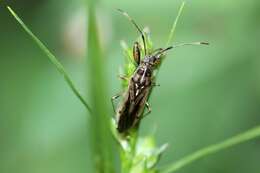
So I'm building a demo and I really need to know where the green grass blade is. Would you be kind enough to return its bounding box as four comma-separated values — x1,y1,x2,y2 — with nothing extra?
165,1,186,47
7,6,92,114
161,125,260,173
87,0,115,172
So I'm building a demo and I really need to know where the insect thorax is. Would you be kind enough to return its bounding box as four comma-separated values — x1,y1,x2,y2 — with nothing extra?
132,64,153,87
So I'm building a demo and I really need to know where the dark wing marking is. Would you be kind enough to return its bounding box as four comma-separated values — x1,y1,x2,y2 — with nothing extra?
116,68,152,133
117,91,133,133
117,85,151,133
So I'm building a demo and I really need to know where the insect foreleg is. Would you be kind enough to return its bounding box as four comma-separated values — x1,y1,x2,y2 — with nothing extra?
118,74,128,81
111,93,122,113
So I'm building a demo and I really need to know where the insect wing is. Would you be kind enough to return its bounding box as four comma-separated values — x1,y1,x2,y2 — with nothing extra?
116,81,151,133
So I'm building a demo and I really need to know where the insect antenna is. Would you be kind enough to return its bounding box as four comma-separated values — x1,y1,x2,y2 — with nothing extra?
117,9,147,55
156,41,209,55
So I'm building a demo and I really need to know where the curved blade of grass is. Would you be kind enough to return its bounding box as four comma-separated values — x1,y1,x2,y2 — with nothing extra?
165,1,185,47
161,125,260,173
7,6,92,114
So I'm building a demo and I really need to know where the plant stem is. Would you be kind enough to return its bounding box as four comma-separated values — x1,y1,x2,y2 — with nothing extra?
86,0,115,172
161,125,260,173
7,6,92,114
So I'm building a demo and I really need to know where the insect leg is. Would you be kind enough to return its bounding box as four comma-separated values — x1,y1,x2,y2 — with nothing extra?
152,82,160,87
118,74,128,81
142,101,152,118
151,76,160,87
133,42,141,65
111,93,121,113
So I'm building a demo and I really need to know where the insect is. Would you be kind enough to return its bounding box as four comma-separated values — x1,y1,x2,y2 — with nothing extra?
112,9,209,133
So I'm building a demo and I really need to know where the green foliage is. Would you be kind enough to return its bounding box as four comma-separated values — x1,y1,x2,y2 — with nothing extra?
113,3,186,173
120,40,136,88
6,2,260,173
111,119,168,173
7,6,92,114
115,2,260,173
87,0,115,172
161,125,260,173
166,2,185,47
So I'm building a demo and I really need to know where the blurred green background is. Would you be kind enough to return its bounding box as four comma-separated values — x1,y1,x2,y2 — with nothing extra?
1,0,260,173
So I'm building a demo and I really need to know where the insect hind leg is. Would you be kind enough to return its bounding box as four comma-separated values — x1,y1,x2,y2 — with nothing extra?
142,101,152,118
152,82,160,87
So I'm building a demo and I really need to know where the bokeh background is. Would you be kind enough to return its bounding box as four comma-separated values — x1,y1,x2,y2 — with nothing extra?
1,0,260,173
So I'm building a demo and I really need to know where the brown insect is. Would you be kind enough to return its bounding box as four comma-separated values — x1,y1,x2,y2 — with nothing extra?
112,9,209,133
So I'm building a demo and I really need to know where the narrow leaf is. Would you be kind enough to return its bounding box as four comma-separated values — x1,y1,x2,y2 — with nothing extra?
165,1,186,46
161,125,260,173
7,6,92,114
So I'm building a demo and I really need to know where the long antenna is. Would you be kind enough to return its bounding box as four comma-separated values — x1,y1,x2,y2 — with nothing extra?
157,41,209,55
117,9,147,55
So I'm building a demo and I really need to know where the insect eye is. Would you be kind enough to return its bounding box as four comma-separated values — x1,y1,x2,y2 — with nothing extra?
150,56,156,62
